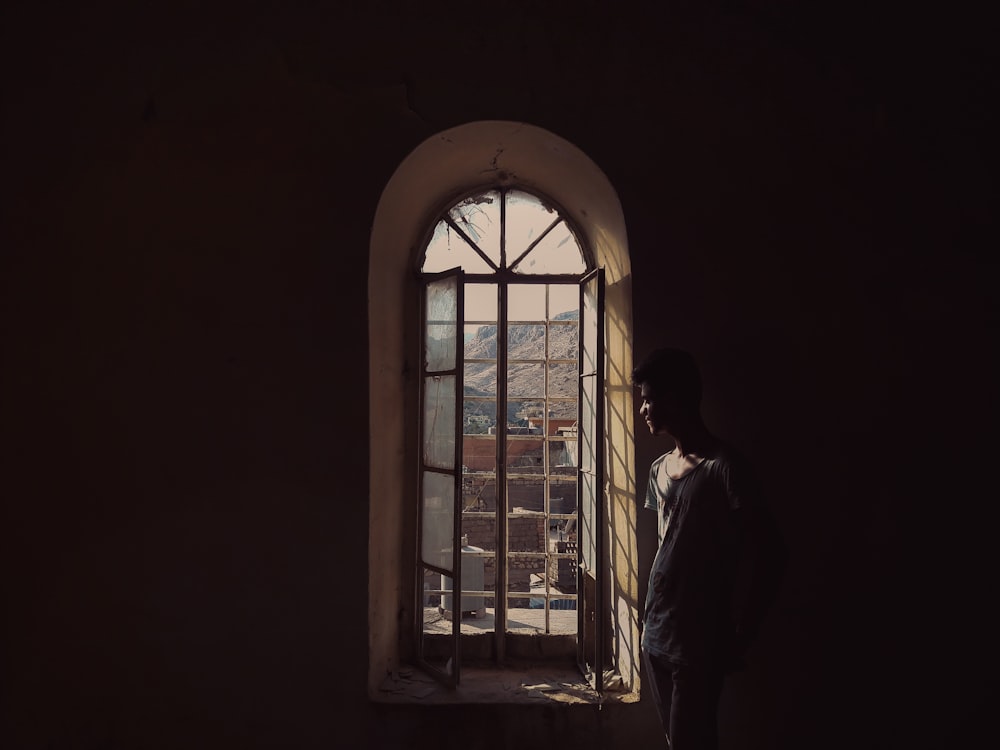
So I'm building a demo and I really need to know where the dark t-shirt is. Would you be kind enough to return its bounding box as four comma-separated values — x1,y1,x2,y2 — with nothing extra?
642,444,762,667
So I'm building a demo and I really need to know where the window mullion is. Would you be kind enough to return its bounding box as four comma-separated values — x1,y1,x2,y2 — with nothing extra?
495,282,508,664
499,186,507,270
543,284,551,636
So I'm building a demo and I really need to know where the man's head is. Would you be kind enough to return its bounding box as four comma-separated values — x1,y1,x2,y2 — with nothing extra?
632,348,702,437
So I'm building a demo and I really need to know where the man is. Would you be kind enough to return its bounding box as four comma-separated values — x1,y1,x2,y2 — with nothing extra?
633,348,787,749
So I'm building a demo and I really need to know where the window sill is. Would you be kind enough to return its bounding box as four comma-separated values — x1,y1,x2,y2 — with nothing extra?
373,664,639,706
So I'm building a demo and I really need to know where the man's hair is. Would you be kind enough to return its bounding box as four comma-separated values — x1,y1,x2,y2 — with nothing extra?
631,348,702,406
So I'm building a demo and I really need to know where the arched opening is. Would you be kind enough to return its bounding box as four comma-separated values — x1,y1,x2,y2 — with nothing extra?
368,121,637,698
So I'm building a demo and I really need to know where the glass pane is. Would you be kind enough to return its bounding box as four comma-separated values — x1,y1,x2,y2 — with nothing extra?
507,439,545,477
512,220,586,274
422,219,494,274
548,322,578,360
550,476,577,515
423,375,456,469
548,601,579,631
507,399,544,433
509,495,547,549
548,398,576,425
582,280,599,374
508,284,545,321
449,191,501,268
548,399,576,422
508,363,545,398
458,517,497,617
465,324,496,359
579,567,598,680
505,189,558,262
508,324,545,360
580,375,596,473
419,564,453,672
462,472,497,513
441,564,489,618
463,399,496,435
427,321,457,372
421,470,455,569
549,441,577,476
466,283,497,322
464,362,496,395
421,566,444,611
460,522,495,563
548,363,579,400
508,592,577,630
553,563,578,611
425,277,458,372
580,470,597,573
549,284,578,319
456,570,494,625
507,568,546,614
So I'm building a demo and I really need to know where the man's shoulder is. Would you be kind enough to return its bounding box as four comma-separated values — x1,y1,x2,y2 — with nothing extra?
649,452,671,473
702,439,739,466
645,453,671,509
702,440,764,505
701,441,759,483
652,451,672,466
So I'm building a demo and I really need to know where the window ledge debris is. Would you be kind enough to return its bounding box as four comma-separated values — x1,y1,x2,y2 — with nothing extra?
374,664,638,706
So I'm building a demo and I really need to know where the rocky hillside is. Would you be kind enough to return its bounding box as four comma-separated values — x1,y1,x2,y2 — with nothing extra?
464,311,578,423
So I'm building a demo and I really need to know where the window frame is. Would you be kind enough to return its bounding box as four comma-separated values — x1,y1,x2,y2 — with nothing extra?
415,187,602,683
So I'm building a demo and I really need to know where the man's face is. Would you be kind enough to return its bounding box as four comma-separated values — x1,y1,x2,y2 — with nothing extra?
638,383,683,437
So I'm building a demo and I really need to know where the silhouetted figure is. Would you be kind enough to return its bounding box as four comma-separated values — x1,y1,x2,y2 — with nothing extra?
633,348,787,749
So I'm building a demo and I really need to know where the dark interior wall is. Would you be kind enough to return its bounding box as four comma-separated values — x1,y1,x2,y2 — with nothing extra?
1,2,994,749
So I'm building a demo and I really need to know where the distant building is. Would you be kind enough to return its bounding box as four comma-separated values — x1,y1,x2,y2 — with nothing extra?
527,416,577,437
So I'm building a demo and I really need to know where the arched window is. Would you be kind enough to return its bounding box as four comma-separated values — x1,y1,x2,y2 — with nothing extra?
369,122,638,700
416,188,604,687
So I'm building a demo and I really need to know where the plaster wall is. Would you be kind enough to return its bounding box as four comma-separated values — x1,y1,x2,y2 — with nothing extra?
2,2,994,749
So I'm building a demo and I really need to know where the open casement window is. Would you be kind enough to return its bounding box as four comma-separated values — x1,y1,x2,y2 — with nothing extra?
416,269,465,686
417,187,607,691
577,267,605,692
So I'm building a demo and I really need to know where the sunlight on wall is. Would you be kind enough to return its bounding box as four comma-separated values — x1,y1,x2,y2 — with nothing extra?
594,229,637,688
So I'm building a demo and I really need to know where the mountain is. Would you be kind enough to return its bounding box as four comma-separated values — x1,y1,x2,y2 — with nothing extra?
463,311,579,424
